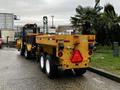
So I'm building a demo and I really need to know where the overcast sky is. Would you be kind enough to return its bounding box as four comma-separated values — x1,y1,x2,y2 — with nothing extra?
0,0,120,26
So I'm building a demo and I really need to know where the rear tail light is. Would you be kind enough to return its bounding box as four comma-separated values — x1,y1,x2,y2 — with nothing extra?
88,43,94,55
71,50,83,63
88,35,95,55
58,41,64,57
88,50,93,55
58,51,63,57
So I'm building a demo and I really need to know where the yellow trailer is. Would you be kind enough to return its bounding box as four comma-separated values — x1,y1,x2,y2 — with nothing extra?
35,34,95,78
16,24,95,78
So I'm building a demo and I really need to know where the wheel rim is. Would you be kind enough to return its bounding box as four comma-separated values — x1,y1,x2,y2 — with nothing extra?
25,50,27,57
46,59,50,74
40,56,44,69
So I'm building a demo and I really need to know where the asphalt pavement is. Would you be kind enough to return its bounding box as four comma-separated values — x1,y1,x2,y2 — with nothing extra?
0,47,120,90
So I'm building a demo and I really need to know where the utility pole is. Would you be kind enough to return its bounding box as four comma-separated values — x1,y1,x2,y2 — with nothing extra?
51,15,54,28
0,30,1,38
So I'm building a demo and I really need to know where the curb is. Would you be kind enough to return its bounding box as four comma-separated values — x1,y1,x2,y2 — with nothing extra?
87,67,120,83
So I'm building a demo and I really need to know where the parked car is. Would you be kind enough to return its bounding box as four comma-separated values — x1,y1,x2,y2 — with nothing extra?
0,38,3,48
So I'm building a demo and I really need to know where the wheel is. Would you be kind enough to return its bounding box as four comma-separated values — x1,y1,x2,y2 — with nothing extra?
74,68,86,76
39,53,45,72
45,55,57,79
24,49,31,59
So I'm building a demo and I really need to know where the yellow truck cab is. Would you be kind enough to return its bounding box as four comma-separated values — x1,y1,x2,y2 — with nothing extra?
16,24,40,59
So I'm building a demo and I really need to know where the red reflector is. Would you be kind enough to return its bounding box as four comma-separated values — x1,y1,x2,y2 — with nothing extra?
71,50,83,63
88,39,94,42
64,40,70,42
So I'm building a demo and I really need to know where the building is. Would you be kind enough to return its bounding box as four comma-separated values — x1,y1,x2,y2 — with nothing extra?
56,25,74,34
1,30,16,43
0,13,14,29
0,13,15,43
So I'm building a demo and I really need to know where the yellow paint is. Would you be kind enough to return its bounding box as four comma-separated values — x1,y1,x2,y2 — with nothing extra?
16,33,95,70
16,39,22,50
26,44,32,51
36,34,95,70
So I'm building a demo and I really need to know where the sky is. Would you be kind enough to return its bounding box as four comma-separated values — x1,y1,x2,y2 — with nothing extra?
0,0,120,26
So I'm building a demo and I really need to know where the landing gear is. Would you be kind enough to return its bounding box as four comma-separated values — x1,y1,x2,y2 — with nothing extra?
24,49,31,59
20,48,25,56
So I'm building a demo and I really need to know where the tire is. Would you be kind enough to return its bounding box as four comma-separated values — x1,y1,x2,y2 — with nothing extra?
74,68,86,76
24,49,31,59
39,53,45,72
45,55,57,79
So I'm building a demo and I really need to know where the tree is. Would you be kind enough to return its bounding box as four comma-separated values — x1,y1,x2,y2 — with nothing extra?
102,4,120,44
71,0,102,34
71,0,120,45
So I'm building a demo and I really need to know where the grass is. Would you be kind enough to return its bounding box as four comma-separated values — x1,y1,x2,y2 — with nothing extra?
90,45,120,76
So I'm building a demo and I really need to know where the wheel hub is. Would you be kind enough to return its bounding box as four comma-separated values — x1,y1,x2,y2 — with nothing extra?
25,50,27,57
40,56,44,68
46,59,50,74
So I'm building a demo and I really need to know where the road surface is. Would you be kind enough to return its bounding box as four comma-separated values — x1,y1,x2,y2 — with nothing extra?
0,47,120,90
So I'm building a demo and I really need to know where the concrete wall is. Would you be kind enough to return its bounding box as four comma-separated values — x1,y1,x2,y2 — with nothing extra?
1,30,15,43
